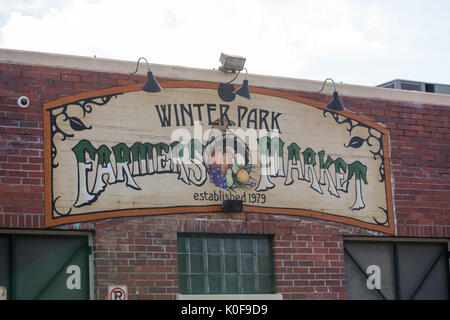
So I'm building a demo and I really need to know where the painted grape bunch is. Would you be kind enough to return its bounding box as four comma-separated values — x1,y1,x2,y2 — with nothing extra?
209,167,229,190
208,158,256,191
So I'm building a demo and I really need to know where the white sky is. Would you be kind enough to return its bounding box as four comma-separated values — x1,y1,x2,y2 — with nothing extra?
1,0,449,86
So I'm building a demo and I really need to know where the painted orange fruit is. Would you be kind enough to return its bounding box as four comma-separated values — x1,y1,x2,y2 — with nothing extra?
236,169,250,184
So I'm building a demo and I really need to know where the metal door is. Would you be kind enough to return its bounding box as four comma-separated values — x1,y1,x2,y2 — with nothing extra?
344,240,449,300
0,236,9,300
0,233,91,300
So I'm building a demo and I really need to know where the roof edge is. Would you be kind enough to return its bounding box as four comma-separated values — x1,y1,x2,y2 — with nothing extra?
1,48,449,107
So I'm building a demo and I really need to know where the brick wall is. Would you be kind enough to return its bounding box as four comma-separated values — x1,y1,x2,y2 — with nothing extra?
1,61,449,300
340,97,450,238
74,213,366,300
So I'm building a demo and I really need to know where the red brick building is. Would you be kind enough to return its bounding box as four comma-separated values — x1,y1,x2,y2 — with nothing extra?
0,49,448,300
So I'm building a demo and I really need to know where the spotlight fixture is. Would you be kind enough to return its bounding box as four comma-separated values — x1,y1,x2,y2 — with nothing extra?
219,53,246,73
222,200,243,213
128,57,162,93
233,68,250,99
218,57,251,101
316,78,345,111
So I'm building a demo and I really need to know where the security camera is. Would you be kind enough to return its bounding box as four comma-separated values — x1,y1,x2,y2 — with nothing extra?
17,96,30,108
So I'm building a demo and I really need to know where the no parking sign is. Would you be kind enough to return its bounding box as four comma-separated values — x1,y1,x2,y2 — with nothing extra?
108,285,128,300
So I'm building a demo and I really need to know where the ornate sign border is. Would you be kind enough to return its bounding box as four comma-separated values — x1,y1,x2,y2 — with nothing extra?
43,81,395,234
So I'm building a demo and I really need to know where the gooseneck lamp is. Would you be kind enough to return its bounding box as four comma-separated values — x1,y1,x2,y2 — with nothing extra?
129,57,162,93
316,78,345,111
218,67,251,101
233,68,251,100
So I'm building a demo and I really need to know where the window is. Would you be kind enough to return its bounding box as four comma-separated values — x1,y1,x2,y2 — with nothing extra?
425,83,435,93
400,82,423,92
177,234,274,295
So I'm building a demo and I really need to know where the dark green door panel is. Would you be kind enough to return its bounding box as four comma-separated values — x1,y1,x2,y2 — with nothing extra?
0,233,91,300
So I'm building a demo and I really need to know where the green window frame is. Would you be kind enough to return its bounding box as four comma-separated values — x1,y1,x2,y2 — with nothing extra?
177,234,274,295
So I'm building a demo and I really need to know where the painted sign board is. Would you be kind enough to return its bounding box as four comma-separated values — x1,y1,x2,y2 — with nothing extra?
43,81,394,234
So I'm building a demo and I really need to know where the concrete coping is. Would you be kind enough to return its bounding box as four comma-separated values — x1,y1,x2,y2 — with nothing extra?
1,48,449,107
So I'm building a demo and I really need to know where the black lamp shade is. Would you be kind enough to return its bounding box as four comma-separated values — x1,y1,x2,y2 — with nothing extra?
327,91,344,111
233,80,251,99
141,71,162,93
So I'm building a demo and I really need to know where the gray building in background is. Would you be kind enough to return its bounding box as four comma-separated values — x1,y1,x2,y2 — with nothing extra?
377,79,450,95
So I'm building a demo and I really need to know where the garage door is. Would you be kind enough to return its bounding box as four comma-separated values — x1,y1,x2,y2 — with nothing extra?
344,240,449,300
0,233,91,300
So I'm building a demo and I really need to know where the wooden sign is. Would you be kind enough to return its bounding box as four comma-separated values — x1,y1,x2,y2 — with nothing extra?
43,81,394,234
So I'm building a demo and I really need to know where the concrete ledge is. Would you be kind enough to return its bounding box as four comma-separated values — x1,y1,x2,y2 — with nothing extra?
175,293,283,300
1,48,449,107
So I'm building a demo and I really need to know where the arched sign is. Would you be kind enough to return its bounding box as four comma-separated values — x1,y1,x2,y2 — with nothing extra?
43,81,394,234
